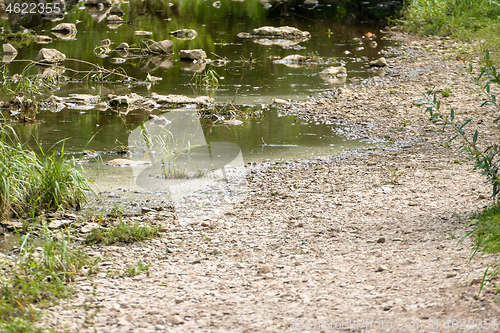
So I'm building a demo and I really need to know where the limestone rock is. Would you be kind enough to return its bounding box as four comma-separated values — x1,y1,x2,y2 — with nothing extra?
51,23,77,34
106,15,123,23
251,26,310,38
109,6,124,16
2,43,17,54
150,93,214,105
85,0,112,6
148,40,174,55
179,49,207,61
170,29,197,40
36,48,66,64
369,57,388,67
106,159,153,167
115,42,129,51
34,35,53,44
319,66,347,77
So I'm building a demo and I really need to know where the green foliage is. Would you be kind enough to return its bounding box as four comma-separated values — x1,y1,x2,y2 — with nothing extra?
121,261,150,278
416,50,500,197
192,68,220,89
401,0,500,59
417,51,500,296
0,318,61,333
441,88,451,97
386,167,405,185
0,227,100,323
471,202,500,253
0,125,91,219
84,220,160,245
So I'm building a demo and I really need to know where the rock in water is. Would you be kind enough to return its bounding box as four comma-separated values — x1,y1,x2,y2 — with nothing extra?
319,66,347,76
170,29,198,40
51,23,78,33
369,57,388,67
36,48,66,64
179,49,207,61
2,43,17,54
148,40,174,54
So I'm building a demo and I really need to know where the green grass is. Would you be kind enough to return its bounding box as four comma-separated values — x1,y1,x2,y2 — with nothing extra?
0,318,61,333
0,227,100,324
400,0,500,60
84,220,160,245
471,201,500,253
0,125,91,220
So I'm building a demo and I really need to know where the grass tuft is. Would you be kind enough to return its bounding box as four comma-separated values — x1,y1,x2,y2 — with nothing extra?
84,220,160,245
0,125,91,220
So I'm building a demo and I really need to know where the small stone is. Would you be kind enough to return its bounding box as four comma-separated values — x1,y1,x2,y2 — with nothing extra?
148,40,174,54
48,219,73,229
106,15,123,23
2,220,23,231
319,66,347,77
3,43,17,54
51,23,78,34
375,265,387,272
258,265,272,274
80,222,99,233
369,57,388,67
115,42,129,51
141,207,155,215
382,305,392,311
179,49,207,61
168,315,184,325
170,29,198,40
174,298,184,304
34,35,53,44
376,237,386,243
36,48,66,64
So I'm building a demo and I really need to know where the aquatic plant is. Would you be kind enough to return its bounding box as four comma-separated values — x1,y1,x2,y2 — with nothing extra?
192,67,220,89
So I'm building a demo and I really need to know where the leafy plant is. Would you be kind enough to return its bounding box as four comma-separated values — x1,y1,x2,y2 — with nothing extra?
416,50,500,196
192,68,220,89
121,261,150,277
441,88,451,97
386,167,404,185
84,220,160,245
417,50,500,296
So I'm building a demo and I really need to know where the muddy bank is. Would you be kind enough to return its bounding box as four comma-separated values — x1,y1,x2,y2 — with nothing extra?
36,31,500,332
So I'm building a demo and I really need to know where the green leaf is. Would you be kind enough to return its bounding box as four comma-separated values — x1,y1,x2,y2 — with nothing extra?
473,130,478,143
450,108,454,121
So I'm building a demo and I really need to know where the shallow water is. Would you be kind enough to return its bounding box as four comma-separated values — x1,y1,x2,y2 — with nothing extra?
2,0,396,203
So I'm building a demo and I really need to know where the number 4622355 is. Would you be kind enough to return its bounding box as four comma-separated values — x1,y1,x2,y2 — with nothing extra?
6,2,62,14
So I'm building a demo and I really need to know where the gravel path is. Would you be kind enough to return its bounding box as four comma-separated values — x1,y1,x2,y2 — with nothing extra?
38,31,500,332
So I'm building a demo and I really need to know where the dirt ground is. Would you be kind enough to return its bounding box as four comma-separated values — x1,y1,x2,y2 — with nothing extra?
38,30,500,332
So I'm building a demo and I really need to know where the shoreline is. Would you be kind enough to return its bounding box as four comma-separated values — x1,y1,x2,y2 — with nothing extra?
37,31,500,332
